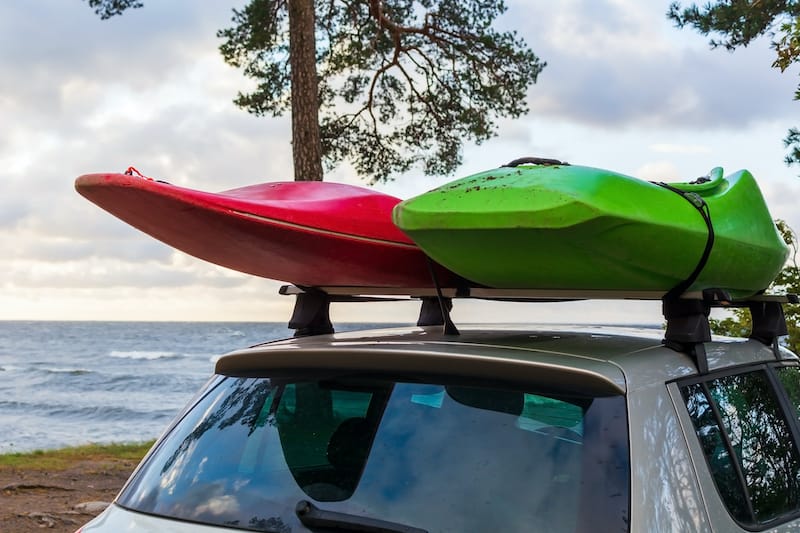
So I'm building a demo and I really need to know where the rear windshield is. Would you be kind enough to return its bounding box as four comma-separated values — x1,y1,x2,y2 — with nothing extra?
118,375,629,532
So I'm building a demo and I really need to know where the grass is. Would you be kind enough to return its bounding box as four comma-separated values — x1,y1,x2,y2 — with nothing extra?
0,441,155,471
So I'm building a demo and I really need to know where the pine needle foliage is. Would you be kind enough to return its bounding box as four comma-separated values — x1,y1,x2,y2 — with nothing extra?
709,220,800,353
85,0,544,183
217,0,544,182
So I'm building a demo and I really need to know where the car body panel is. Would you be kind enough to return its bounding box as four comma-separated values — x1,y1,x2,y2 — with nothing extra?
78,324,800,532
627,379,711,531
81,504,228,532
218,325,664,396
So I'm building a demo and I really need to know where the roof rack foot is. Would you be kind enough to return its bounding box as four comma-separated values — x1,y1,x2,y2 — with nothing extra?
417,297,451,327
662,297,711,374
289,290,334,338
749,301,788,358
417,296,459,335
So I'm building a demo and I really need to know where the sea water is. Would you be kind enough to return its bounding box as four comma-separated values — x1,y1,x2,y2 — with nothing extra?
0,321,380,453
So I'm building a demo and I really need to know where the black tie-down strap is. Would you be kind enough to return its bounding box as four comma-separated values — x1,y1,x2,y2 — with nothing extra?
653,181,716,371
424,258,460,335
652,182,716,301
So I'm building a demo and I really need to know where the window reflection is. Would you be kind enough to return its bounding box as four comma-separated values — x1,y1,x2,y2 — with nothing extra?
683,383,750,522
683,369,800,525
119,375,630,532
121,377,293,530
777,367,800,420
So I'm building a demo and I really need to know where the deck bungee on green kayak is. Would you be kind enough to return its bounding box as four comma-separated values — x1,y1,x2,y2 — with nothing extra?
392,162,789,299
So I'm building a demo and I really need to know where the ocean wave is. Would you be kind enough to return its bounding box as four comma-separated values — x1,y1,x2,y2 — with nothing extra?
100,372,206,393
0,395,189,421
1,321,290,452
0,400,54,412
47,403,166,421
40,367,93,375
109,350,181,360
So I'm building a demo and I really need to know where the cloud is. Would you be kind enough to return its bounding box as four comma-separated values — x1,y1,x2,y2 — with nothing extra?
3,231,173,263
0,1,237,82
0,1,294,266
2,252,251,290
650,143,712,154
515,0,797,129
0,279,293,322
2,0,797,321
758,178,800,233
634,161,683,182
0,196,31,227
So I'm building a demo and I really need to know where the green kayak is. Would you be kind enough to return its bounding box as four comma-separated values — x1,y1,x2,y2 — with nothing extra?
392,161,789,299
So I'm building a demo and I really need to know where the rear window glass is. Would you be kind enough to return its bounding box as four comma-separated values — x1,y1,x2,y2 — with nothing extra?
119,375,629,532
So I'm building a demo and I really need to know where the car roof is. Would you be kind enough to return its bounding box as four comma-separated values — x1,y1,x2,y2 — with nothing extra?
216,324,795,396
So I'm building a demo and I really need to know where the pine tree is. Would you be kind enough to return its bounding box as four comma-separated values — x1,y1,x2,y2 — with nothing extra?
86,0,544,182
709,221,799,353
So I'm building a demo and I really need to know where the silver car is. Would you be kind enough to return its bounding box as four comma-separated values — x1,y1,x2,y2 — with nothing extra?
79,295,800,532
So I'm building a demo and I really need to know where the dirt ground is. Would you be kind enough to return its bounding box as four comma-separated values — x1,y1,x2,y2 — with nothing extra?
0,457,136,532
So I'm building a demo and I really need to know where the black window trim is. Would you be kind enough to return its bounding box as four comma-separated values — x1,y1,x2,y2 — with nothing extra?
765,365,800,446
699,379,758,521
677,360,800,531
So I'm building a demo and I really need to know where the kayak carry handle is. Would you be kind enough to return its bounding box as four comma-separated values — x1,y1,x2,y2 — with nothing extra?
503,157,569,167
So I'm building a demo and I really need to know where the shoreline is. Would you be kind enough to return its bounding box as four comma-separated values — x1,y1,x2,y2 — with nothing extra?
0,441,154,464
0,442,152,533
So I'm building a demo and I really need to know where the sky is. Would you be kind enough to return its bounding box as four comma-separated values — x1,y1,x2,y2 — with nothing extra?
1,0,798,325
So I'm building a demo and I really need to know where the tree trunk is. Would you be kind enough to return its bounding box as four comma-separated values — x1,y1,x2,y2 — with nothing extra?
288,0,323,181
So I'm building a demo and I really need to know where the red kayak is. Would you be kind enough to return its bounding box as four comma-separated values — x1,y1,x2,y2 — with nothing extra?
75,172,459,288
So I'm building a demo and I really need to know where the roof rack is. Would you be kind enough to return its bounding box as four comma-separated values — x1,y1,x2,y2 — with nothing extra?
280,285,798,374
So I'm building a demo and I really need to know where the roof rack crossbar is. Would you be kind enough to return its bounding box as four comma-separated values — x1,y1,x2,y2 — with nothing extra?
280,285,797,352
280,285,797,304
283,285,455,337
